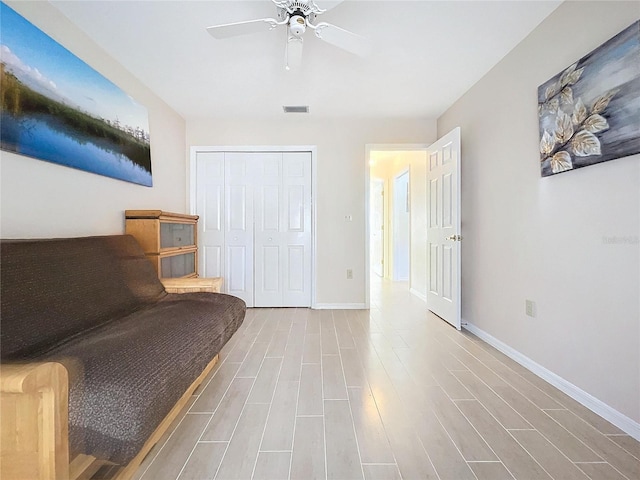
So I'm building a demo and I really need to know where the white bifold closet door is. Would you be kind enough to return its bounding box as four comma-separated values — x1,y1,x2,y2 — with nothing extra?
225,153,255,304
195,150,311,308
196,152,225,280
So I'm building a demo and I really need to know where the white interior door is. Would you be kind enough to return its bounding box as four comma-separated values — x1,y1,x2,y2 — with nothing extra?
225,152,255,306
254,152,312,307
196,152,225,280
370,178,384,277
281,152,312,306
426,128,461,329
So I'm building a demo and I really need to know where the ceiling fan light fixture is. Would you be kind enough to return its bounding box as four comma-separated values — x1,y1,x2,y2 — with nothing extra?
283,105,309,113
289,15,306,36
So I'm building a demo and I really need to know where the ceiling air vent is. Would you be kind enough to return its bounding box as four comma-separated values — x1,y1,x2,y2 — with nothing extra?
283,105,309,113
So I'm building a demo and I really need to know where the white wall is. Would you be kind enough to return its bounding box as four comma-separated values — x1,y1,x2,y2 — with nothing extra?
187,118,436,306
0,1,186,238
438,1,639,424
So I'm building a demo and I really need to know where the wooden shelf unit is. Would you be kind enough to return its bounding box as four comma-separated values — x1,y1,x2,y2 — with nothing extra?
125,210,199,279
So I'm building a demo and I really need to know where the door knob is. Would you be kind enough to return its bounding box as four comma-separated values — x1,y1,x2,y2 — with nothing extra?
446,234,462,241
268,237,273,241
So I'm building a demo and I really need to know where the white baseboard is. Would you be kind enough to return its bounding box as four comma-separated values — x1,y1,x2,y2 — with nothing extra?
313,303,367,310
409,288,427,302
463,321,640,441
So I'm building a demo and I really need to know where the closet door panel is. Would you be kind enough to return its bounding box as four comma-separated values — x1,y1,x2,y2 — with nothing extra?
254,153,284,307
282,152,312,306
196,152,225,280
225,153,255,306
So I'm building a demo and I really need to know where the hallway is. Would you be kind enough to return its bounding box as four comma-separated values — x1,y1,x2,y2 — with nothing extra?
133,279,640,479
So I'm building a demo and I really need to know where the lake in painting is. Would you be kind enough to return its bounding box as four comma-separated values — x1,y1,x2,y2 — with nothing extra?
1,112,152,186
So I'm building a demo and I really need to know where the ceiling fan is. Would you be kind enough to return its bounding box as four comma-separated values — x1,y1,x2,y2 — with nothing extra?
206,0,370,70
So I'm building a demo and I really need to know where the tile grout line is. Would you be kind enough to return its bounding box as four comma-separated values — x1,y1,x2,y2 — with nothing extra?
449,363,607,468
348,308,431,480
333,311,365,480
450,398,518,480
425,392,486,479
434,333,558,475
320,310,329,480
350,309,405,478
537,408,607,463
181,308,271,480
466,460,509,463
251,309,292,480
135,405,194,480
288,307,311,480
505,427,569,480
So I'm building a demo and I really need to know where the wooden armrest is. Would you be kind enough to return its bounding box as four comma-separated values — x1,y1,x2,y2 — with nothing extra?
1,362,69,480
161,277,222,294
1,362,67,394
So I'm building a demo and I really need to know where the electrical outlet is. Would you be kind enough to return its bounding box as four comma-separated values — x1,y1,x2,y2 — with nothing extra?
525,300,536,317
346,269,353,279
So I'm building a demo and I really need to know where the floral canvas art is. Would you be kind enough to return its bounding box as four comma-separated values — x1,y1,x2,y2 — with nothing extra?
538,21,640,177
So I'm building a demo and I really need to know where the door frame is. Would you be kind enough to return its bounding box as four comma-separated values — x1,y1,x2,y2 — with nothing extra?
365,144,429,309
189,145,318,308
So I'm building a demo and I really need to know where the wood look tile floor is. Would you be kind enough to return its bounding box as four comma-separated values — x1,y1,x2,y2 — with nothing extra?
133,279,640,480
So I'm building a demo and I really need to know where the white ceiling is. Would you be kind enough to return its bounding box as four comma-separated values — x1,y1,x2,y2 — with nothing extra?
49,0,561,121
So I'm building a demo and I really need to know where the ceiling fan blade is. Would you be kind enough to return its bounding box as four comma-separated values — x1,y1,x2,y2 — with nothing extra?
206,18,279,39
319,1,345,12
285,35,304,71
313,22,370,57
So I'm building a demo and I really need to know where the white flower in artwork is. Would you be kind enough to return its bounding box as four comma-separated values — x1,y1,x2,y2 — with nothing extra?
538,61,618,175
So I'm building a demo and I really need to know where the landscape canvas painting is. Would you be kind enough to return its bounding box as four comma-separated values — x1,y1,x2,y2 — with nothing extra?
0,2,152,186
538,21,640,177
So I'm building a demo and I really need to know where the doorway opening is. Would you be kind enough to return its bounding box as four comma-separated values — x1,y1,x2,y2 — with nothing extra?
365,145,428,309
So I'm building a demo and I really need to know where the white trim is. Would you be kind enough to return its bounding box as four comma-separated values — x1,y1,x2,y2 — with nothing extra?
409,288,427,302
189,145,318,308
314,303,367,310
463,321,640,441
311,146,317,309
365,144,430,310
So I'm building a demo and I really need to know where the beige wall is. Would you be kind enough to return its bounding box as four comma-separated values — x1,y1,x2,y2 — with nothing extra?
0,1,187,238
187,118,436,305
438,2,639,423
